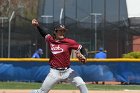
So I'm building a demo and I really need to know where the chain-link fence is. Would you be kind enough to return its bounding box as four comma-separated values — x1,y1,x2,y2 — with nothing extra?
1,0,140,58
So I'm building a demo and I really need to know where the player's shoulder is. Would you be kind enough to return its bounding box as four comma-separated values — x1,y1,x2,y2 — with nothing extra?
64,38,76,42
63,38,79,45
45,34,51,38
45,34,54,40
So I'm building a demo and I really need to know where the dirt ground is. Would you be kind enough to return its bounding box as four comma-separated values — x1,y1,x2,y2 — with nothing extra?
0,89,140,93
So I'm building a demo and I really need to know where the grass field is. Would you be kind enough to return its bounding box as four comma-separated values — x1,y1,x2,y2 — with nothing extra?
0,82,140,90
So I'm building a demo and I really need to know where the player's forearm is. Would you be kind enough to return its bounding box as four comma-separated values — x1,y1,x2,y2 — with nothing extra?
37,26,48,38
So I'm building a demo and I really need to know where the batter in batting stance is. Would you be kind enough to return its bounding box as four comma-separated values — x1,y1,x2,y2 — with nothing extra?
31,19,88,93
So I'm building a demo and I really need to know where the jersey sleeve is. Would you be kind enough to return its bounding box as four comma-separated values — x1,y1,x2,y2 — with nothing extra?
45,34,51,42
69,39,82,51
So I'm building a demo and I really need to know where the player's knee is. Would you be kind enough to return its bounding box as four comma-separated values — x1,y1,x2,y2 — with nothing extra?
73,77,86,87
77,82,86,86
77,83,86,87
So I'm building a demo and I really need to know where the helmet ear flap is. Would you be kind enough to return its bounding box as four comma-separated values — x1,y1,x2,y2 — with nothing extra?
52,31,56,38
53,30,57,34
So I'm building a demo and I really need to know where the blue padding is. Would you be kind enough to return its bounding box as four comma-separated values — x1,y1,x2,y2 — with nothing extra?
0,61,140,83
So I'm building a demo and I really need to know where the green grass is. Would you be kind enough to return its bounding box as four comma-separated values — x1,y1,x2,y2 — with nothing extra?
0,82,140,90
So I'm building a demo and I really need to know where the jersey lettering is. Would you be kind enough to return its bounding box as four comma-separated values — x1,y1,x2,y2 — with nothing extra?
50,44,64,54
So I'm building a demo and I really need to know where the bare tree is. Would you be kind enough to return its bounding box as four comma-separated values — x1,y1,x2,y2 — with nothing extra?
0,0,39,18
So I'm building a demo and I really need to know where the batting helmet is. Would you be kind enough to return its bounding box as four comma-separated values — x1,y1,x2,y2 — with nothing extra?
54,25,67,32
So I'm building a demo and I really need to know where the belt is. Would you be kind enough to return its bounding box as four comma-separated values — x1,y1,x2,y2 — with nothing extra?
51,67,69,70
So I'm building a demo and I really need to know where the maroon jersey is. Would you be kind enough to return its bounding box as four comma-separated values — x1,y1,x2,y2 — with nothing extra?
45,34,82,68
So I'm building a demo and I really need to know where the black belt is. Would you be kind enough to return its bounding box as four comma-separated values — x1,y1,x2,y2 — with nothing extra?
51,67,69,70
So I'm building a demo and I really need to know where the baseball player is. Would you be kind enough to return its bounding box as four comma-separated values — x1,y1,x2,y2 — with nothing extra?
31,19,88,93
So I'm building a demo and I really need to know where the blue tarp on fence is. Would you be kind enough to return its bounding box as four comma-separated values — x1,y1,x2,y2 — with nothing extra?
0,61,140,83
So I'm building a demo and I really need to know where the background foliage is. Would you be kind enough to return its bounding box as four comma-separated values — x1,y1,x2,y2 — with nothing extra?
0,0,39,19
123,52,140,58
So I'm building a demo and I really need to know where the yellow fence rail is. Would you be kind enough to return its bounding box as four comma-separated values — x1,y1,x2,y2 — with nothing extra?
0,58,140,62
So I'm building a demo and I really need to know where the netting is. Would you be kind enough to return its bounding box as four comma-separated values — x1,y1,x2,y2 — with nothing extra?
1,0,140,58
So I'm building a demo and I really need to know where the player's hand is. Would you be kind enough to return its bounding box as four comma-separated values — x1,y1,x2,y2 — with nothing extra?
32,19,39,26
75,51,87,64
